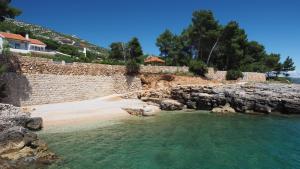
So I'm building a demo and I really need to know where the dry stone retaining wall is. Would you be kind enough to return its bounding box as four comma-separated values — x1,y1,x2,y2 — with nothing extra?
1,73,141,106
2,55,188,75
206,68,266,82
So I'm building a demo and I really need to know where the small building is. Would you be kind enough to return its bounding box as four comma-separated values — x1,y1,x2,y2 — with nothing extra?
0,32,48,54
144,56,165,65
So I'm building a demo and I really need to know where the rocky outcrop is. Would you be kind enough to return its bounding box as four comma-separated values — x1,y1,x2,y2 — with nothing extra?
0,103,56,169
160,99,184,111
170,83,300,114
212,103,236,114
122,105,161,117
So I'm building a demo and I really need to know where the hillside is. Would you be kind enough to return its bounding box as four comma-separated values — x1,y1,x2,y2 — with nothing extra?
0,18,109,57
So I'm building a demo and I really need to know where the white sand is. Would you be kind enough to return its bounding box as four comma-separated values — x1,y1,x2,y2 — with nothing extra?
28,95,149,132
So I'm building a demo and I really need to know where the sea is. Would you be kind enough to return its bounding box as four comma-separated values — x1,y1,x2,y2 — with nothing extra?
41,111,300,169
290,77,300,84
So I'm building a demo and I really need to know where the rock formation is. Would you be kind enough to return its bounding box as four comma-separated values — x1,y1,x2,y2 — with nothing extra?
0,104,56,169
139,83,300,114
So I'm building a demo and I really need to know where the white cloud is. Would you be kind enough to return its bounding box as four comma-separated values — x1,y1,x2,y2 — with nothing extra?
288,71,300,78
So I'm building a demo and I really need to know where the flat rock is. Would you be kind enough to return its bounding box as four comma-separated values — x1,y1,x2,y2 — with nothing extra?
160,99,184,111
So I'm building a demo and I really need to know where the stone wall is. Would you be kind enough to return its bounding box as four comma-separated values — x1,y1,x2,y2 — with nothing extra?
206,68,266,82
1,73,141,106
1,55,188,75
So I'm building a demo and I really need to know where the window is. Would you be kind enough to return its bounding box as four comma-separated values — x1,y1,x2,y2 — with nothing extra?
15,43,20,49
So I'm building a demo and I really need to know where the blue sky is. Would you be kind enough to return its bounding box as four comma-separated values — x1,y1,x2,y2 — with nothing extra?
12,0,300,71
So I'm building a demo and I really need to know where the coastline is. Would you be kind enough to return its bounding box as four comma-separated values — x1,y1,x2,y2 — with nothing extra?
28,95,156,133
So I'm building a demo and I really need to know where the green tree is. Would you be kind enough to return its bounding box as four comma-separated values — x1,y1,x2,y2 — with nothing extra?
217,21,248,70
127,37,143,62
58,44,82,57
282,56,295,77
156,29,176,58
0,0,22,21
109,42,125,61
189,10,221,62
36,37,60,50
156,29,192,66
264,53,281,72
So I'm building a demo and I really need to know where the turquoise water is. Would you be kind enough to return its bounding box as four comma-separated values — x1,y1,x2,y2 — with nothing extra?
42,111,300,169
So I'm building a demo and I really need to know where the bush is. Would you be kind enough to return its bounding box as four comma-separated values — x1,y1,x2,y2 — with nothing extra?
226,70,244,80
126,60,140,75
160,74,175,82
189,60,208,76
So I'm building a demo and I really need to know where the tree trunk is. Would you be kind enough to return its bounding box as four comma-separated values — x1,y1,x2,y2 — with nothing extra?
206,38,219,65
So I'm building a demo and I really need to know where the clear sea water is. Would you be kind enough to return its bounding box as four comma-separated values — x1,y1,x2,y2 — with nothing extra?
42,111,300,169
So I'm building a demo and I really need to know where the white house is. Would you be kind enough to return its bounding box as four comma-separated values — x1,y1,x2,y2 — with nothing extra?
0,32,51,54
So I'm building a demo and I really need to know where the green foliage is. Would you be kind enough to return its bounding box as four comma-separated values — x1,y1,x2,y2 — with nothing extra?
226,70,244,80
36,37,60,50
189,10,221,62
282,56,295,77
155,10,295,73
156,29,175,57
109,42,125,60
58,44,83,57
0,0,22,21
127,37,143,63
156,29,192,66
2,39,10,55
99,59,125,65
188,60,208,76
267,77,291,84
126,59,140,75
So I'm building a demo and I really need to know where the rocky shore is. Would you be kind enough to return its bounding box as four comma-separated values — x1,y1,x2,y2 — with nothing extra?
0,104,56,169
139,83,300,114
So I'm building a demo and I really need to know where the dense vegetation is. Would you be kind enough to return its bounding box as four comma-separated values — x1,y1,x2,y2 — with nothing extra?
156,10,296,76
0,0,21,21
0,2,296,77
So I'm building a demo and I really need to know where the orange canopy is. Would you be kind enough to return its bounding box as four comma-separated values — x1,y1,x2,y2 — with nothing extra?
144,56,165,64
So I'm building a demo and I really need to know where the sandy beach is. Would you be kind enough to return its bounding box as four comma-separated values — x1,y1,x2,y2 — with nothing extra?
28,95,149,132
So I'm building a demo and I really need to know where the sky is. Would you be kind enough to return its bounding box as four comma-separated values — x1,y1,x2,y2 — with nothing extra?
12,0,300,72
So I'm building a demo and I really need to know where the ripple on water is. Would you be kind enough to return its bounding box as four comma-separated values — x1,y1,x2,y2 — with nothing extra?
41,111,300,169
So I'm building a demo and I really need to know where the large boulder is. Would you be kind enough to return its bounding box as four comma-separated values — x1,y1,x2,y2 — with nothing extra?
0,104,56,168
212,104,236,114
0,126,37,156
123,105,161,117
160,99,184,111
26,117,43,130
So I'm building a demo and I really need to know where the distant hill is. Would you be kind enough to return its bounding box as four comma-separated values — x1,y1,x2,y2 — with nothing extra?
289,77,300,84
0,18,109,57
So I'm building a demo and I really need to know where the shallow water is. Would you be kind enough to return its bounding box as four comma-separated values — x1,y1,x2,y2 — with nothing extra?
42,111,300,169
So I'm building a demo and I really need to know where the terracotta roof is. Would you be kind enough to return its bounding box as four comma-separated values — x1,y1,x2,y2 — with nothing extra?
144,56,165,64
29,38,46,46
0,32,28,41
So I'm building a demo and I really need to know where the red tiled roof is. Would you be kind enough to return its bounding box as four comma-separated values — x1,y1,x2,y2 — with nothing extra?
144,56,165,64
0,32,46,46
0,32,27,41
29,38,46,46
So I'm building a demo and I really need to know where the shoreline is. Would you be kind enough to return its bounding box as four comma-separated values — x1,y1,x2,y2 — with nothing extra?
28,95,156,133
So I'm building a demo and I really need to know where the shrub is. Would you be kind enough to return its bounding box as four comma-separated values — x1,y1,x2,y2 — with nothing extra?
226,70,244,80
160,74,175,82
126,60,140,75
188,60,208,76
